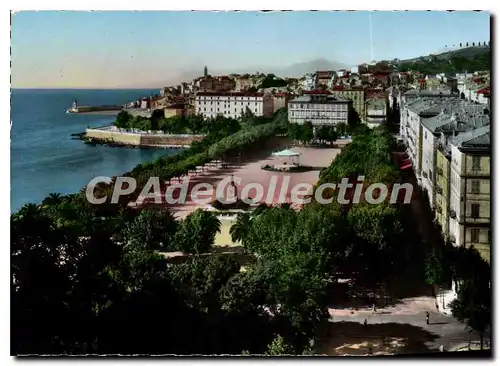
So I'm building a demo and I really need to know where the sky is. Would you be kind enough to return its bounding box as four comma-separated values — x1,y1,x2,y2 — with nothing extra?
11,11,491,88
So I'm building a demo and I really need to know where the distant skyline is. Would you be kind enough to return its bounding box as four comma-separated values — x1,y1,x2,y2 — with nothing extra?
11,11,491,88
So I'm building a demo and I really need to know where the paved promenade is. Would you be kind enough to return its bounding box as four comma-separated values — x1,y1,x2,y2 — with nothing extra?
317,296,491,356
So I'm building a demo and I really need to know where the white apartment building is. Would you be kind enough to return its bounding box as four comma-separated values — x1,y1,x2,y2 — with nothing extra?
195,92,273,119
448,125,491,248
287,92,350,126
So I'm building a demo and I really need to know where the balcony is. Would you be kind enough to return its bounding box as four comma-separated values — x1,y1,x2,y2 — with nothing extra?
449,210,457,219
436,186,443,195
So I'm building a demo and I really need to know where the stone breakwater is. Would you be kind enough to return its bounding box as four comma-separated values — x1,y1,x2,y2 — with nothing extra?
84,126,205,148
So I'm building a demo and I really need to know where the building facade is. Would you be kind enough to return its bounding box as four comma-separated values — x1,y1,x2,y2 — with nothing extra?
365,98,387,128
316,70,335,88
195,92,273,119
330,87,365,121
435,145,451,238
287,92,351,126
448,125,491,254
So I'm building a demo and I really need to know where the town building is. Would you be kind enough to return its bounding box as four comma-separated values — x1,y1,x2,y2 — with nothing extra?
420,106,489,209
287,91,351,126
235,75,254,92
448,125,491,255
372,72,390,87
399,94,491,263
330,87,365,121
272,93,292,113
365,98,387,128
199,76,235,93
195,92,273,119
316,71,335,88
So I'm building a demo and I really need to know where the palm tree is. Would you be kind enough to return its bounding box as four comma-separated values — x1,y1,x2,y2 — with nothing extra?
229,212,251,245
15,203,42,219
42,193,63,207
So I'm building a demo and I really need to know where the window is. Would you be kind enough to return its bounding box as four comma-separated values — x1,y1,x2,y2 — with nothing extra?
471,180,480,194
472,156,481,171
471,203,480,218
471,228,480,243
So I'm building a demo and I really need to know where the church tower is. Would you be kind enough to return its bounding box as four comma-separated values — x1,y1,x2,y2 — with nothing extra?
204,66,208,77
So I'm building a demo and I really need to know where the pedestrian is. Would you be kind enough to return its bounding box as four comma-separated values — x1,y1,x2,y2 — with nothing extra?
426,311,430,325
372,303,377,314
435,301,439,312
364,318,368,328
439,344,444,352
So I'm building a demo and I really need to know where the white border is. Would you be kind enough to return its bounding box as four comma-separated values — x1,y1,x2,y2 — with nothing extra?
2,2,496,365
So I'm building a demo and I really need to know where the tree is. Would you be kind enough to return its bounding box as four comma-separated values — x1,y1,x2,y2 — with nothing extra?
347,107,362,132
229,213,252,246
42,193,63,207
265,335,295,355
300,122,314,145
425,244,451,287
175,209,221,253
115,111,132,130
150,109,165,130
450,279,491,349
125,208,178,251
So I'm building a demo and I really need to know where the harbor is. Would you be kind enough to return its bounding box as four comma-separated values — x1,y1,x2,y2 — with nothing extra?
66,99,124,114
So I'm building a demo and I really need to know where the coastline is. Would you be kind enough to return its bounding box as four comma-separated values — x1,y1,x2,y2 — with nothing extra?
81,125,205,149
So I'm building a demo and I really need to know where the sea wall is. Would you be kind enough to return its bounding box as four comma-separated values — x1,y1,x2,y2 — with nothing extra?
86,129,142,145
84,127,205,147
140,134,204,147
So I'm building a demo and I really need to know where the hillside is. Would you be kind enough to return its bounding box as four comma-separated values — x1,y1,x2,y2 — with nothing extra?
397,46,490,74
404,45,490,62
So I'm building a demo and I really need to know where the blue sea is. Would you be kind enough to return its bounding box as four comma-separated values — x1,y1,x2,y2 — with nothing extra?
11,89,178,212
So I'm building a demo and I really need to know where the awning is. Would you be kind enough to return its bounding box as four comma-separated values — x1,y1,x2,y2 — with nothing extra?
400,163,412,170
272,149,301,157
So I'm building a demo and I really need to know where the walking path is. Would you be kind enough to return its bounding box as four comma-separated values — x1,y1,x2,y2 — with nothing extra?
318,299,490,355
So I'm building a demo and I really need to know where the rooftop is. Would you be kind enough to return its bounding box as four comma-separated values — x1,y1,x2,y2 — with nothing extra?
289,94,350,104
451,125,491,151
407,97,471,115
404,89,454,98
366,98,386,108
196,91,265,97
